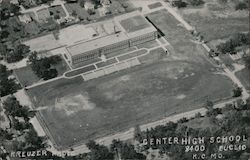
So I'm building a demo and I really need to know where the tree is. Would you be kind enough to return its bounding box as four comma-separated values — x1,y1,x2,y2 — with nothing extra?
54,14,60,20
0,30,10,39
29,53,60,80
243,54,250,70
0,64,20,97
79,0,86,7
72,10,77,17
235,2,248,10
189,0,204,6
218,0,228,5
6,44,30,63
86,140,114,160
204,100,214,110
233,86,243,97
110,140,146,160
171,0,187,8
0,43,7,58
24,128,46,150
134,124,142,141
216,33,249,54
3,96,33,121
0,0,20,20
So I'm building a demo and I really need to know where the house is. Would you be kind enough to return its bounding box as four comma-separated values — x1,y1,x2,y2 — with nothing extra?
18,14,32,23
10,0,19,5
101,0,111,6
84,0,95,10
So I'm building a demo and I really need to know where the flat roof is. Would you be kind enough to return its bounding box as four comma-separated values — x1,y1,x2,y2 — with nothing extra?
67,32,128,57
115,11,157,38
119,15,150,33
66,11,157,57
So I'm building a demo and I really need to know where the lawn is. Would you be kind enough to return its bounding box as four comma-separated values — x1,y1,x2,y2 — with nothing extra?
117,49,147,61
235,68,250,91
105,47,137,59
14,65,41,87
24,21,40,35
136,40,159,49
54,55,71,75
183,117,216,130
107,0,126,14
219,54,235,70
26,9,235,149
65,65,96,78
148,2,162,9
72,57,102,69
179,1,249,41
115,0,135,12
96,58,117,68
64,3,89,20
48,5,66,19
27,57,233,149
14,56,69,87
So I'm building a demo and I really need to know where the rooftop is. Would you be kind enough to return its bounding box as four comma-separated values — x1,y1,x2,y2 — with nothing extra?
119,15,150,33
67,32,128,56
67,11,157,57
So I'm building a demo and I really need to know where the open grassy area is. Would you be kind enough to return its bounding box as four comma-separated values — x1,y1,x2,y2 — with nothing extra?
179,1,249,41
26,9,235,149
27,57,233,149
183,117,216,130
24,21,40,35
14,65,41,87
65,65,96,77
96,58,117,68
219,54,235,70
65,3,89,20
117,49,147,61
235,68,250,91
148,2,163,9
136,40,159,49
14,56,69,87
105,47,137,59
48,5,66,19
54,56,71,76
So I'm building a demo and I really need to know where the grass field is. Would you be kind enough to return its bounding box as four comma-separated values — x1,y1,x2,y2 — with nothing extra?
117,49,147,61
27,58,233,149
26,9,234,149
148,2,162,9
96,58,117,68
14,56,69,86
24,21,40,35
136,40,159,49
235,68,250,91
48,5,66,19
106,47,137,59
65,65,96,77
179,1,249,41
120,15,150,33
14,65,41,87
65,3,89,20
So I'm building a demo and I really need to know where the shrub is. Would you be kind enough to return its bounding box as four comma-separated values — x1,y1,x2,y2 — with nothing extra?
235,2,248,10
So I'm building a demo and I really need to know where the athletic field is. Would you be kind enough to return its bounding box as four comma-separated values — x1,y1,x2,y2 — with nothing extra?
27,9,234,149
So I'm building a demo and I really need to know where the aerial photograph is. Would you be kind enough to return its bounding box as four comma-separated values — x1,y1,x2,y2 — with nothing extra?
0,0,249,159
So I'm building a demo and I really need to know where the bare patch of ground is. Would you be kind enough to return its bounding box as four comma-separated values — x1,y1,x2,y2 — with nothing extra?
54,93,95,115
